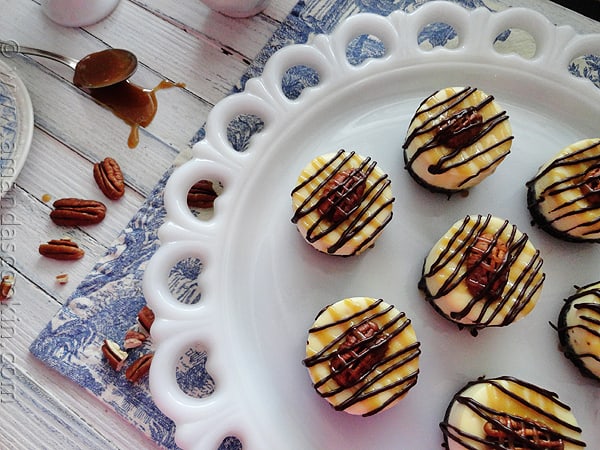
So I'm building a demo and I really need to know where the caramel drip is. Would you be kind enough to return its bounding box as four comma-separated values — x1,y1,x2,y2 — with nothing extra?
440,377,586,448
303,299,421,417
291,150,394,255
403,87,512,188
420,214,544,333
526,139,600,236
87,79,185,148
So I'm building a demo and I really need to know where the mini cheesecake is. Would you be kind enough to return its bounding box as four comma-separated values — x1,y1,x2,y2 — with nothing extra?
557,281,600,381
291,150,394,256
303,297,420,416
419,214,544,335
527,138,600,243
403,86,513,194
441,376,586,449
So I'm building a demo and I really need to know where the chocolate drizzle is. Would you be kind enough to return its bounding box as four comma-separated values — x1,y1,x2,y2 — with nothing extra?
403,87,513,192
526,139,600,241
420,214,545,335
303,298,421,417
556,282,600,380
440,376,586,449
291,150,394,255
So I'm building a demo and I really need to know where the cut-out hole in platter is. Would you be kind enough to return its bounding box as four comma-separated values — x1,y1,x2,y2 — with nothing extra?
569,54,600,89
175,343,214,397
493,28,536,59
418,22,459,49
227,113,264,151
281,64,320,100
174,345,243,449
346,33,386,65
187,178,222,219
168,257,203,305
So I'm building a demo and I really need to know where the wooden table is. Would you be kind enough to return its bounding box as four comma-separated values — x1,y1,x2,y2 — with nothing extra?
0,0,597,448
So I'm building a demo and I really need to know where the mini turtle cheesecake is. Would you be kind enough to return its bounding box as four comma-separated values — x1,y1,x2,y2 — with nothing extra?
527,138,600,243
419,214,544,335
557,281,600,381
441,376,586,449
303,297,420,416
291,150,394,256
403,86,513,194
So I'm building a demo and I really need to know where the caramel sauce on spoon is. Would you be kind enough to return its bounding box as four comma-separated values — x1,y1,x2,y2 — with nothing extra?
87,79,185,148
72,48,184,148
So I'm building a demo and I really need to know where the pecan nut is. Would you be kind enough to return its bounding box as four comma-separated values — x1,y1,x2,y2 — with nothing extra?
125,353,154,382
581,167,600,205
318,169,367,222
330,321,389,388
187,179,218,209
123,329,148,350
465,233,509,299
436,106,483,149
137,305,155,334
101,339,128,371
39,238,85,260
93,157,125,200
0,275,15,301
50,198,106,226
484,416,564,449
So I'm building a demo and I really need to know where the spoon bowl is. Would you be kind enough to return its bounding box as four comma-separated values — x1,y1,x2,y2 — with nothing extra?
0,42,137,89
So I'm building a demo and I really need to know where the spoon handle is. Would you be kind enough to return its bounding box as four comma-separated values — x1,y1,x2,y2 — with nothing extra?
0,40,78,70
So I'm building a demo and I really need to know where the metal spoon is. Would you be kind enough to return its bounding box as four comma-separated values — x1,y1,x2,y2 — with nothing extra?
1,42,137,89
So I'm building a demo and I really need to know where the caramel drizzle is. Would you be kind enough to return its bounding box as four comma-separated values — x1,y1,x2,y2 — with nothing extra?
526,139,600,237
291,150,394,255
403,87,512,188
440,376,586,449
420,214,544,333
303,299,421,417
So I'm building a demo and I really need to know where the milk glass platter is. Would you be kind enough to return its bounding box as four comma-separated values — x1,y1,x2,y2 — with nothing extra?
0,58,33,198
144,3,600,449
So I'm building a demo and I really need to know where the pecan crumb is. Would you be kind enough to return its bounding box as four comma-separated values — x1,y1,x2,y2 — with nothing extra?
55,273,69,284
137,305,155,334
101,339,128,371
0,275,15,301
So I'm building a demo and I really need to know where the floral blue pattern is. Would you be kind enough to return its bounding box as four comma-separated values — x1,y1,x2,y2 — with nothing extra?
30,1,600,449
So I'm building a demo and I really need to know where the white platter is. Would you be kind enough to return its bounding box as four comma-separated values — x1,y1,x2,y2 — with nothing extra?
0,57,34,198
144,3,600,449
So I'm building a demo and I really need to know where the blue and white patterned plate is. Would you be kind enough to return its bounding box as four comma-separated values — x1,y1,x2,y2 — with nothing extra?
0,58,33,197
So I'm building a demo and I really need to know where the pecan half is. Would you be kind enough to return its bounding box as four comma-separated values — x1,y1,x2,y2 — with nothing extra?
137,305,155,334
0,275,15,301
581,167,600,205
484,416,564,449
125,353,154,383
187,179,218,209
39,238,85,260
330,321,389,388
436,107,483,149
50,198,106,226
102,339,128,371
318,169,366,222
93,157,125,200
465,233,509,299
